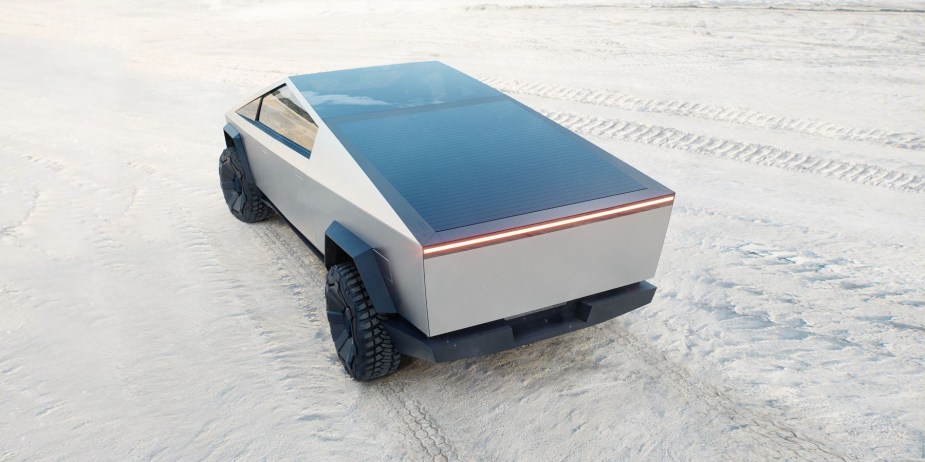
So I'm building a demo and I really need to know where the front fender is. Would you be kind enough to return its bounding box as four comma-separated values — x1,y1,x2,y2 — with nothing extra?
223,123,256,186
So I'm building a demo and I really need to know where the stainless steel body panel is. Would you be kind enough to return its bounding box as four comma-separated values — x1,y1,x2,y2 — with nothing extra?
422,205,673,336
235,115,318,241
293,127,430,335
224,82,430,334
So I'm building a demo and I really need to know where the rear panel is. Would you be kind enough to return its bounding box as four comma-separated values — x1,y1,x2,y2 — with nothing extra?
422,205,672,336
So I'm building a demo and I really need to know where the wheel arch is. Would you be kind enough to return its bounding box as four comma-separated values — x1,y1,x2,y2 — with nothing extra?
223,123,257,188
324,221,398,315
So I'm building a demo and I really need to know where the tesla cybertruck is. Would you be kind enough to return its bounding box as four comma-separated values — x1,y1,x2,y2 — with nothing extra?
219,61,674,380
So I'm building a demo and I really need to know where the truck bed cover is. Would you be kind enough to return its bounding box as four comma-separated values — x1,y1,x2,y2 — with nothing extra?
291,62,669,246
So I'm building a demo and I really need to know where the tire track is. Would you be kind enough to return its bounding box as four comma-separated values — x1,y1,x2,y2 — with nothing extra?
123,160,337,411
663,228,925,370
669,205,925,307
133,197,319,458
478,322,849,461
486,79,925,151
374,381,464,462
661,271,925,374
121,160,414,458
252,220,468,462
4,154,286,459
250,222,326,330
544,111,925,193
607,327,848,462
731,241,922,304
127,153,467,459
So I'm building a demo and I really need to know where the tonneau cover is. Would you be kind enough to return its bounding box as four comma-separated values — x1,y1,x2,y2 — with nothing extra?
291,62,668,246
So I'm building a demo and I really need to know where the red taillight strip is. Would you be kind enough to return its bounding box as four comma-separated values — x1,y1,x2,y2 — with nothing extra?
423,194,674,257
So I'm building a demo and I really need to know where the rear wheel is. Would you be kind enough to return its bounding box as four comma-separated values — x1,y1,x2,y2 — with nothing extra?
218,146,272,223
325,262,401,381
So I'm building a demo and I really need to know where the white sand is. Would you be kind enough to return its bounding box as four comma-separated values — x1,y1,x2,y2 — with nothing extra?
1,1,923,460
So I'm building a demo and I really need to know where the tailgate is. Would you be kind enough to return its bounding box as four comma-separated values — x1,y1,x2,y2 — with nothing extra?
422,197,673,336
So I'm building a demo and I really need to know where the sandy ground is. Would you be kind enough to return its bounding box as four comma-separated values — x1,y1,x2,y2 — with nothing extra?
1,1,924,460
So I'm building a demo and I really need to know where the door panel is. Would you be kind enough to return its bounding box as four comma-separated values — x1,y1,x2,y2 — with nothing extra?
233,84,321,244
239,122,317,242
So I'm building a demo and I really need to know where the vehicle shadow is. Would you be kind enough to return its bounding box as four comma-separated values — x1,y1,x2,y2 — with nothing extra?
387,321,615,384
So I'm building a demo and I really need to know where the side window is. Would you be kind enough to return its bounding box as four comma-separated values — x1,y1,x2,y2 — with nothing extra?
236,97,260,120
258,85,319,152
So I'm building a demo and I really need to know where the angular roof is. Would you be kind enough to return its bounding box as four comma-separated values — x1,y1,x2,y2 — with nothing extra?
290,62,667,246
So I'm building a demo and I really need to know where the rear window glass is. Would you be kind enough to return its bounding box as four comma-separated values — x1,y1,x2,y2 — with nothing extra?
236,97,260,120
258,85,318,152
291,61,500,119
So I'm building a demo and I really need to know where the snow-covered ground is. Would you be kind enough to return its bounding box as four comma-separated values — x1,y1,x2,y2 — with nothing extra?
1,1,923,460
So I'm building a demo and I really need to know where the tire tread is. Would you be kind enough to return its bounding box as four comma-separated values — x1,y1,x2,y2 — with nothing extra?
327,263,401,380
218,146,273,223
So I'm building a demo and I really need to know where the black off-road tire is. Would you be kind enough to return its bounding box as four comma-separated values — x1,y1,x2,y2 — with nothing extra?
325,262,401,381
218,146,273,223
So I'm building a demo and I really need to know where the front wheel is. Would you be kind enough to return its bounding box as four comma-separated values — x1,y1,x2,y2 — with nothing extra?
218,146,272,223
325,262,401,381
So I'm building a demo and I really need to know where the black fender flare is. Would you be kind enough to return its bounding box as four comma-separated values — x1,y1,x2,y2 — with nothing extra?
324,222,398,315
223,123,257,188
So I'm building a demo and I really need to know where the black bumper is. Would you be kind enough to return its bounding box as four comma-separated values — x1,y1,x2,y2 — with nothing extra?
381,281,656,363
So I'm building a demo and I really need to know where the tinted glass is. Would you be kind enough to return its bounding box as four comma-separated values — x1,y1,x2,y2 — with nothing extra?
291,61,501,120
258,85,318,152
236,97,260,120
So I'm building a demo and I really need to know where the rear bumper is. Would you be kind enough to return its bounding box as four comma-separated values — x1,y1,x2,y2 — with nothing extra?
382,281,656,363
